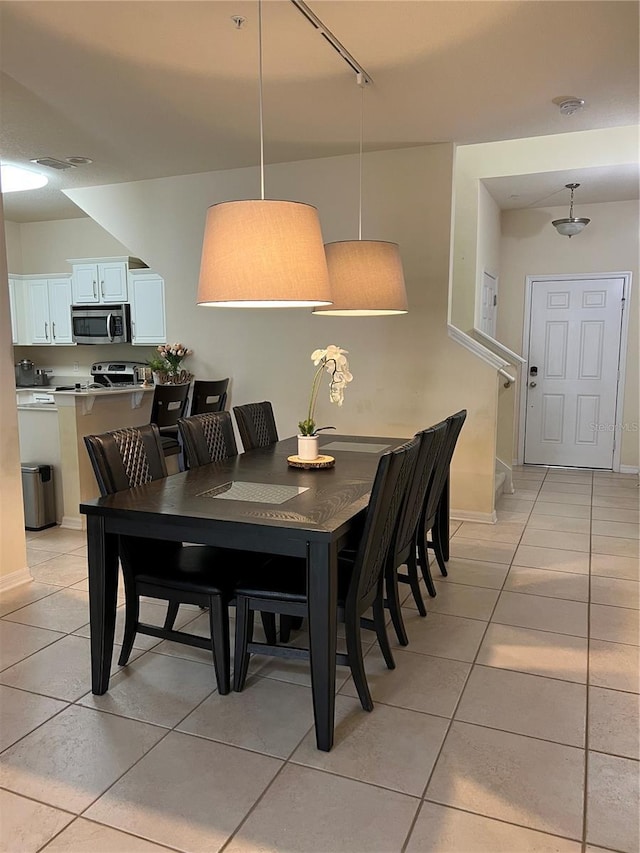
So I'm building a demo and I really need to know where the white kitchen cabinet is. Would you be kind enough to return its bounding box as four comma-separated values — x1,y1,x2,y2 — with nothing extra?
25,276,74,345
68,256,147,305
129,271,166,345
8,276,19,343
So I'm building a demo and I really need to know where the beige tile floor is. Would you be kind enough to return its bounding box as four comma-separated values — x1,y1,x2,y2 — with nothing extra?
1,467,638,852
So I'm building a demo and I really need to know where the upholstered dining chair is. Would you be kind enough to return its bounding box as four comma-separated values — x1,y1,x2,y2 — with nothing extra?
416,409,467,595
83,423,268,694
190,379,229,416
178,411,238,469
232,401,278,452
232,435,419,713
149,382,190,459
386,420,448,643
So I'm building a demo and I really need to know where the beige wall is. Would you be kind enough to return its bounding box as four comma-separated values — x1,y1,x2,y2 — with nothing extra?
64,144,499,515
4,220,22,273
499,199,639,468
10,217,131,275
476,182,501,327
0,197,28,584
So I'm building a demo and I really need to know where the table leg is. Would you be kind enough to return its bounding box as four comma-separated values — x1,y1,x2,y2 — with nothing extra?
307,541,338,751
87,515,119,694
437,475,451,561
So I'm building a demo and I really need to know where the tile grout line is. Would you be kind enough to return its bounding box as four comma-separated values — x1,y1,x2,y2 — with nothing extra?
580,472,595,853
35,815,184,853
400,480,541,852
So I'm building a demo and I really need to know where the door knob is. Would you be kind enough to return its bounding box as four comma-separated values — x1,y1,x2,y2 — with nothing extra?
529,381,537,388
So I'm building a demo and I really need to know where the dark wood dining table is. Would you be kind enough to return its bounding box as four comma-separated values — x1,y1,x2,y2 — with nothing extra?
80,433,408,751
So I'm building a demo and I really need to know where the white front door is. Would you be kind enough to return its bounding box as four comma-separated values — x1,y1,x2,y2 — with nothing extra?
480,271,497,337
524,276,626,468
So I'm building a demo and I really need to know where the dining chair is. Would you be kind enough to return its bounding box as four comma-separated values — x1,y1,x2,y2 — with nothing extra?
232,435,419,712
178,411,238,469
232,401,278,452
149,382,190,458
416,409,467,595
385,420,448,643
190,378,229,416
83,423,268,694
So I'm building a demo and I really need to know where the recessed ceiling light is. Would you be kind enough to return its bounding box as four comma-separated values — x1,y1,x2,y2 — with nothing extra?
0,163,48,193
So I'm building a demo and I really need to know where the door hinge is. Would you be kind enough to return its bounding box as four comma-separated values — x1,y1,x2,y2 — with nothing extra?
493,294,497,306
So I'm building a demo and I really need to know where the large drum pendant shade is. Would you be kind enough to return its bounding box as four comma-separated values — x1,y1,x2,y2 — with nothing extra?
197,200,332,308
313,240,408,315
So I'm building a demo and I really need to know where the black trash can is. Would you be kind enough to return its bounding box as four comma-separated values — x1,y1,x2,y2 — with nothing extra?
21,463,56,530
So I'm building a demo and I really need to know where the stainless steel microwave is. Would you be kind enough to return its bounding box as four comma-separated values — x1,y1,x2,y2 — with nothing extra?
71,304,131,345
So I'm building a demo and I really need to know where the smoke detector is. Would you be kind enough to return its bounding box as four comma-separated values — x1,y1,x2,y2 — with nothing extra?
556,97,585,116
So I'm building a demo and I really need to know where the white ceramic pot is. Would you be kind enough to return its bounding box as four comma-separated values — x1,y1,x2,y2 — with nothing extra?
297,435,319,461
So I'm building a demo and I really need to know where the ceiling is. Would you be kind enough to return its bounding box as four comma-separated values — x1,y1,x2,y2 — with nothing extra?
1,0,638,223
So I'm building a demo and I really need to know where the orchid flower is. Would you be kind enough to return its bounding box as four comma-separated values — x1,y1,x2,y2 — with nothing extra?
299,345,353,435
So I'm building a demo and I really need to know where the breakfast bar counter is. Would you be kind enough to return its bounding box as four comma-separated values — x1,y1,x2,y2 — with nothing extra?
17,386,155,529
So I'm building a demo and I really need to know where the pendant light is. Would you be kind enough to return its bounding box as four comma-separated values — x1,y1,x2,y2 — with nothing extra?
313,75,408,316
197,2,331,308
552,183,590,238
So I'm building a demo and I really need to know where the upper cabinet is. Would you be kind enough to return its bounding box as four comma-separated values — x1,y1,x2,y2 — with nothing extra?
8,276,20,344
129,270,167,345
10,257,161,348
25,276,74,345
68,256,147,304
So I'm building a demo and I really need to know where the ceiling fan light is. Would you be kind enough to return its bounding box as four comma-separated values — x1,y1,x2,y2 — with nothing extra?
313,240,408,315
197,199,332,307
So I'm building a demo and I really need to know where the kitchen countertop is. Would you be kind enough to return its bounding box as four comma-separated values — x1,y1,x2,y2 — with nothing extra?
17,385,155,397
16,385,155,411
51,385,155,397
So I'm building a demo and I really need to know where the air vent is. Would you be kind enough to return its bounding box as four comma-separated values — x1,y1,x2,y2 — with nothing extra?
30,157,75,170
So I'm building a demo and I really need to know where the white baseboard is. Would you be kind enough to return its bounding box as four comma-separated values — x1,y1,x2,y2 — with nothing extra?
0,569,33,593
61,516,84,531
619,465,640,475
450,509,498,525
496,457,514,494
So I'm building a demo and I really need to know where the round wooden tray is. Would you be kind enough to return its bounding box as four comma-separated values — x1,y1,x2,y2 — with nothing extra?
287,454,335,469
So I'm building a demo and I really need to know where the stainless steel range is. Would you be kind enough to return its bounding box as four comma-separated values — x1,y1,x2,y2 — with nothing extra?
90,361,147,388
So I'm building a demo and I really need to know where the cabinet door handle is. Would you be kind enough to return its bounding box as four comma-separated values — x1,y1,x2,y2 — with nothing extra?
93,280,97,298
101,280,105,298
52,321,56,340
44,321,49,340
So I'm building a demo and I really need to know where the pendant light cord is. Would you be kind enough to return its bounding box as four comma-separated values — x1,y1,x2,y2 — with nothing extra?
258,0,265,200
357,73,365,240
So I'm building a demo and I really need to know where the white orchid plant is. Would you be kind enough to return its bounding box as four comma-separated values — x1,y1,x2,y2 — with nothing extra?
298,345,353,436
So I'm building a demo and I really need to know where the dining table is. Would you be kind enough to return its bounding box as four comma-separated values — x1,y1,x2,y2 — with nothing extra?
80,433,408,751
